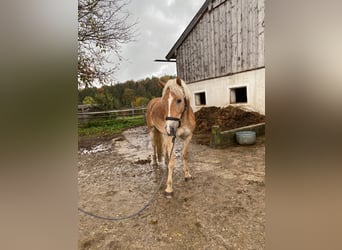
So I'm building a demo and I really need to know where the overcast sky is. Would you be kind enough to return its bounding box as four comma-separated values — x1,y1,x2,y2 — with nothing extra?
112,0,204,83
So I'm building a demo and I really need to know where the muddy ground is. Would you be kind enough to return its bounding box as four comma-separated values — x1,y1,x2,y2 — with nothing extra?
78,125,265,249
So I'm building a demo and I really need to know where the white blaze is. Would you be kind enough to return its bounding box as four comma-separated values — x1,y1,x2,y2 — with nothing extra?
168,93,173,117
166,93,173,134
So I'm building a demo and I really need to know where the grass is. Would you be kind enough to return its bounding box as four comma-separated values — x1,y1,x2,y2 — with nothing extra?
78,115,146,137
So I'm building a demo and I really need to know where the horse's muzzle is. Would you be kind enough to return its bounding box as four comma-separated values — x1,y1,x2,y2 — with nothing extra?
165,117,180,136
166,126,176,136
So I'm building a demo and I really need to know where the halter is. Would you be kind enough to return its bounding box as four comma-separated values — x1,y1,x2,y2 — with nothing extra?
165,97,188,128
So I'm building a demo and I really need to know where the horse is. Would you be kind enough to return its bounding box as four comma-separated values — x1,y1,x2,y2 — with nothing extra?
146,77,196,198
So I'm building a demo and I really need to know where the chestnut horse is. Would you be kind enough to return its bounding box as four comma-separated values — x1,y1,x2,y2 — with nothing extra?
146,78,196,198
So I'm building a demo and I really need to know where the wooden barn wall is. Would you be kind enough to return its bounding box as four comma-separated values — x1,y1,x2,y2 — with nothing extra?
176,0,265,83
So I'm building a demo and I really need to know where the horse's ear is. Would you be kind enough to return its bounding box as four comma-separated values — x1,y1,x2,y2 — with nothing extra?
176,77,182,86
158,80,166,88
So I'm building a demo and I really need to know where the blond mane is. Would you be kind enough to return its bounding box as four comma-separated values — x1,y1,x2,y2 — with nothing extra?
162,78,191,101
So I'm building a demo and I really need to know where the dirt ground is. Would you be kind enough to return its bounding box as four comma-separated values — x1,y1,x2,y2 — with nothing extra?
78,125,265,249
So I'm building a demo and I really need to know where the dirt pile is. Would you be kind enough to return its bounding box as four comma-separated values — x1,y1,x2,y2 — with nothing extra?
194,106,265,134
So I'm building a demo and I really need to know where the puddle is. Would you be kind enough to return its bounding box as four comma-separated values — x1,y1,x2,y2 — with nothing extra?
116,126,184,168
79,143,112,155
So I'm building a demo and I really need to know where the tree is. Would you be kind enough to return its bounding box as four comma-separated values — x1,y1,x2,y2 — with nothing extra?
78,86,97,103
78,0,137,87
132,96,149,107
121,87,135,107
82,96,96,105
94,88,115,110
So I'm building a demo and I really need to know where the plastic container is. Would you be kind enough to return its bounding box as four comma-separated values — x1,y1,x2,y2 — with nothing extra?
235,131,256,145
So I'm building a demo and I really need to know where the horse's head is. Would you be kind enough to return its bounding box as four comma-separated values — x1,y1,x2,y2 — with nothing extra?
160,78,189,136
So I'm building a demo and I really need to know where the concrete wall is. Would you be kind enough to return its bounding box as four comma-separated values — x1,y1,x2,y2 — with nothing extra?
187,68,265,114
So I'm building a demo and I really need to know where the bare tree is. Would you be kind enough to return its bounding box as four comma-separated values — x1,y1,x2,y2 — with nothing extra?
78,0,137,87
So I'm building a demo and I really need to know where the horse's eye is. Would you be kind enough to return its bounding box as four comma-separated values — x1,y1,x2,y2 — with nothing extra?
177,99,182,104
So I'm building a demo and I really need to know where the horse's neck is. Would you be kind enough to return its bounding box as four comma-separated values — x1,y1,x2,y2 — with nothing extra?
152,100,167,133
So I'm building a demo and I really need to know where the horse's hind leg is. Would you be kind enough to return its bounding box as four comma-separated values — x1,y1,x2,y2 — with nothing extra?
182,135,193,181
149,130,157,166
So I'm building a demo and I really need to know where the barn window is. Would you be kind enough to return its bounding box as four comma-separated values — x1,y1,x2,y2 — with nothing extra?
194,92,206,106
230,87,247,104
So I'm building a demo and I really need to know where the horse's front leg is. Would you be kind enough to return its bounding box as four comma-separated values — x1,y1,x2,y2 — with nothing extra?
165,136,175,198
182,134,193,181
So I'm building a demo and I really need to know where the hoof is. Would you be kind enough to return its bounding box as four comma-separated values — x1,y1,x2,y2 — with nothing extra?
164,191,174,198
185,176,193,182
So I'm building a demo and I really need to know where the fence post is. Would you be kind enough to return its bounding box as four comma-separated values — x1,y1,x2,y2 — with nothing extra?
210,125,221,148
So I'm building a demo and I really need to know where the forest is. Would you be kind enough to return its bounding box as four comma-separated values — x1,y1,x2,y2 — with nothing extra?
78,75,175,111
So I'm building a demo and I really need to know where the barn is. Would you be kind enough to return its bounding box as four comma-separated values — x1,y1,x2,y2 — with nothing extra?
166,0,265,114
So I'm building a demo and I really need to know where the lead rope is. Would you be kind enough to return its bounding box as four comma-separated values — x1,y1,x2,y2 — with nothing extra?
78,135,176,221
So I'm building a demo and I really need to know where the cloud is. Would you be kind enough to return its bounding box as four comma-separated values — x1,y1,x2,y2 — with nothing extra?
111,0,204,83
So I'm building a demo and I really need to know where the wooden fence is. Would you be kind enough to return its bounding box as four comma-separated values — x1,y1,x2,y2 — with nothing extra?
78,107,147,123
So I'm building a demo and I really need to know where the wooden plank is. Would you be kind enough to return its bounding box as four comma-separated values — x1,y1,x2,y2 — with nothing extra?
182,47,185,79
181,46,185,80
217,6,221,76
177,46,183,79
246,0,252,69
186,38,190,81
202,12,206,79
204,12,210,79
252,0,258,68
241,0,247,70
190,28,198,81
220,3,226,75
195,25,199,81
178,45,182,79
199,19,204,81
194,22,198,81
254,0,260,68
231,0,238,72
209,8,215,77
214,7,220,77
183,40,187,81
218,5,222,76
248,0,255,69
189,29,194,82
200,17,204,80
191,29,195,81
236,0,242,72
196,24,200,81
176,47,180,78
257,0,265,67
207,11,211,77
187,37,191,81
246,0,250,69
212,8,217,77
184,41,188,80
182,46,186,80
226,0,232,74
